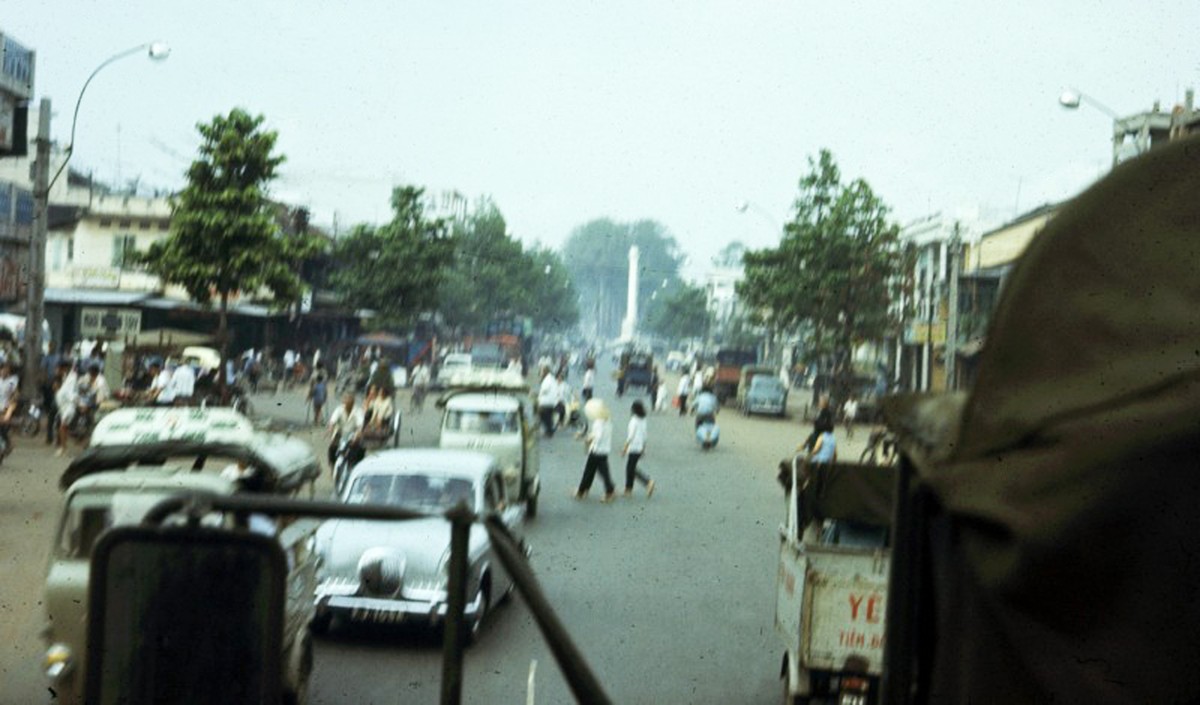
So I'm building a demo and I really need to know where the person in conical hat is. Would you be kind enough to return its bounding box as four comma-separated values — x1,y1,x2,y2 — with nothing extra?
583,398,610,422
574,398,615,502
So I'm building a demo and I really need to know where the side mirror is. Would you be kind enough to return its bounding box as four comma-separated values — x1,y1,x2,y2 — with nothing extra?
86,525,286,704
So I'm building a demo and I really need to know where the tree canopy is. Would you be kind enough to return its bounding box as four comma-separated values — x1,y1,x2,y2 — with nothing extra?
738,150,905,390
642,283,711,341
139,108,322,388
329,185,456,327
436,199,578,333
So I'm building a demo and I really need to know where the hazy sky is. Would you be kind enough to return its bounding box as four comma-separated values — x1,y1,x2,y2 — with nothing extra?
3,1,1196,278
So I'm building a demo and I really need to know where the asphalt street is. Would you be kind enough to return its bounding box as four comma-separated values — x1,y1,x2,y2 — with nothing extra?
0,364,873,704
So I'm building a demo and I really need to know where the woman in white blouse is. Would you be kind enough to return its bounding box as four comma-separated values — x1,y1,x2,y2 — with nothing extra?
621,400,655,497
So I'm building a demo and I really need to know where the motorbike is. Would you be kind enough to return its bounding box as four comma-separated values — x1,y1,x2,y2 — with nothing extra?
65,392,99,443
331,434,363,497
695,413,720,450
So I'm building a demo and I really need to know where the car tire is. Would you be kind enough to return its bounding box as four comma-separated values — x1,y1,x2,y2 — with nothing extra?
468,585,489,645
311,611,333,637
526,490,538,519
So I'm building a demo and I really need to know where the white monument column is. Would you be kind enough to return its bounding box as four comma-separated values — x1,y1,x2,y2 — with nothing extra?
621,245,640,340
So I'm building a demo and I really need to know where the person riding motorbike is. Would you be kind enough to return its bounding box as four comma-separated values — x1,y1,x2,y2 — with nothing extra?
693,386,719,429
327,392,366,472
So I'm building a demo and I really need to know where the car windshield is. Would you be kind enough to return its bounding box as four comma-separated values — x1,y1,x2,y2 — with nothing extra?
444,409,519,434
347,473,476,512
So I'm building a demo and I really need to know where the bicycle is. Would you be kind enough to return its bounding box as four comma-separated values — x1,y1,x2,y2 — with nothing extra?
18,400,43,437
858,428,897,466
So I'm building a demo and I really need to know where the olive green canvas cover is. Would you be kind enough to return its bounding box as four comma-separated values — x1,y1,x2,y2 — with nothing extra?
890,135,1200,703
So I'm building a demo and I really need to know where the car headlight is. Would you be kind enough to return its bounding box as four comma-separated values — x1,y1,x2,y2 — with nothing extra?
44,643,73,680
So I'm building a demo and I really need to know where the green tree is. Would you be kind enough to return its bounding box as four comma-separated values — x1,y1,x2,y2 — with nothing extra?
526,247,580,332
562,218,684,338
139,108,321,394
438,199,529,331
643,283,710,341
738,150,903,396
330,185,456,328
435,199,579,333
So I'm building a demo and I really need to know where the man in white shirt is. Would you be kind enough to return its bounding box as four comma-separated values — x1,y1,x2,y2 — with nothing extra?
690,368,705,412
842,396,859,439
536,368,559,437
327,392,366,471
581,362,596,402
676,373,691,417
169,361,196,405
0,362,19,454
151,363,176,405
78,364,110,408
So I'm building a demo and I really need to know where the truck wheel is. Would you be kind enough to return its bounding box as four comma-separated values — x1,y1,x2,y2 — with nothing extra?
782,672,808,705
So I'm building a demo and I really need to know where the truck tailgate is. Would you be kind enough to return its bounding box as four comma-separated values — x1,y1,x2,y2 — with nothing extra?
801,547,889,675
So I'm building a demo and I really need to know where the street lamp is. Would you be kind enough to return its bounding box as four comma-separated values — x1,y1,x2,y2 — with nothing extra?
1058,89,1119,120
735,199,783,239
24,41,170,398
1058,87,1124,168
49,41,171,190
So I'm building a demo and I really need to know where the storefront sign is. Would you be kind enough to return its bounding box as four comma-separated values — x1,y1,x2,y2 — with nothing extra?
81,307,141,338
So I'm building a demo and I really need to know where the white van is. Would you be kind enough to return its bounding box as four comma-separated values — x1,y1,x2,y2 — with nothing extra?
42,408,321,705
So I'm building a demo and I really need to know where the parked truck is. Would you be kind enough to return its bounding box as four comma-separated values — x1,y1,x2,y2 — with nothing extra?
713,347,757,403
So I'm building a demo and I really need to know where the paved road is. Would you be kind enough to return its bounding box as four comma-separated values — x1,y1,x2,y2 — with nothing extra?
0,365,872,704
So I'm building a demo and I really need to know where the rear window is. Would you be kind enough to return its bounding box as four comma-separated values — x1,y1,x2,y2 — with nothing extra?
444,409,519,434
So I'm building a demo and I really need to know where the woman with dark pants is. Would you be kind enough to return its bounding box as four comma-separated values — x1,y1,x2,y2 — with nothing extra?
573,399,615,502
621,400,655,497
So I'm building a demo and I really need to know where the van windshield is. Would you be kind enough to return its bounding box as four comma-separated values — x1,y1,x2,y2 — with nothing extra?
56,493,115,559
444,409,519,434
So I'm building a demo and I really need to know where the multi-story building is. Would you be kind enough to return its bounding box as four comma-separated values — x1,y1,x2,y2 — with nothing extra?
704,265,741,326
895,208,1003,392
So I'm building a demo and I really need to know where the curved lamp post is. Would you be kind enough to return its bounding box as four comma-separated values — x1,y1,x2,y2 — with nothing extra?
1058,88,1124,167
24,41,170,397
735,199,783,237
48,41,171,190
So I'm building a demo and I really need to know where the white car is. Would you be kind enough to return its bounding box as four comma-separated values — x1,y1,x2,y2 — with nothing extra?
313,449,527,641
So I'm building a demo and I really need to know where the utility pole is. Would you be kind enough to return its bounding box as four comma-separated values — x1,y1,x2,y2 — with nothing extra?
944,224,962,391
22,97,48,399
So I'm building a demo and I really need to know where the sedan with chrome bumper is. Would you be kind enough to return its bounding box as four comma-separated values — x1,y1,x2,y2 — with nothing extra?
312,449,527,641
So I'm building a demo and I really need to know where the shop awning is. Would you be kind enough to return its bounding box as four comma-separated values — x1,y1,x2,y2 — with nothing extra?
44,289,153,306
